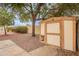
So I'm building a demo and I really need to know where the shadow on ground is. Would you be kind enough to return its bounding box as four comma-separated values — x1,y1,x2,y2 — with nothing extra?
0,33,45,52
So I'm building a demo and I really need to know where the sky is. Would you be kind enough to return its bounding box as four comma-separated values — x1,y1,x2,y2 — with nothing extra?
13,15,40,26
14,19,40,26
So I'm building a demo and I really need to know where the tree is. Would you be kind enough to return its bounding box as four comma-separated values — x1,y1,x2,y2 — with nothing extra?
4,3,79,36
3,3,50,36
48,3,79,17
0,8,14,35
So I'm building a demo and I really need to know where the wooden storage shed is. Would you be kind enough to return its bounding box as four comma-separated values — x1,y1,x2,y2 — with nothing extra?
40,16,76,51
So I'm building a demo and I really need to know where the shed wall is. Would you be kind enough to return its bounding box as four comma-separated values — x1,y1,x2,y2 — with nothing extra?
40,23,45,35
64,20,73,51
40,17,76,51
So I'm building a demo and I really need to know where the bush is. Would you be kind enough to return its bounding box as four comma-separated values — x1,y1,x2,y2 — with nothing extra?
14,26,28,33
7,27,15,32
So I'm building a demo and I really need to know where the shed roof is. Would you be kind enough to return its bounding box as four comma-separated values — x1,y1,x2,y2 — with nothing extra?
41,16,77,23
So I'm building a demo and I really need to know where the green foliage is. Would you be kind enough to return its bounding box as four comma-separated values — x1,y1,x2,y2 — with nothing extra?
3,3,79,20
4,3,46,21
0,7,15,26
48,3,79,17
19,12,30,23
14,26,28,33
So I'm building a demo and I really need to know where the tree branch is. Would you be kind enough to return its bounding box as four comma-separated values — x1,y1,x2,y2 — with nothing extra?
24,6,31,13
35,3,44,17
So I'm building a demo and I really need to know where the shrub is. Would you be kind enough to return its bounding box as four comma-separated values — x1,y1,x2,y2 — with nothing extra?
7,27,15,32
14,26,28,33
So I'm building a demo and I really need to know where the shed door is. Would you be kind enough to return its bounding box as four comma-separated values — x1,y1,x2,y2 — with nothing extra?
64,20,76,51
46,22,61,46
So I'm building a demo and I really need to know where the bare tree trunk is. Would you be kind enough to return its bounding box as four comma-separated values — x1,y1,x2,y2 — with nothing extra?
4,25,7,35
32,15,35,37
30,4,36,37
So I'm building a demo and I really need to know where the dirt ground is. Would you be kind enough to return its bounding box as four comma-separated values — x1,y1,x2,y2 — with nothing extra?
0,33,79,56
0,33,45,52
